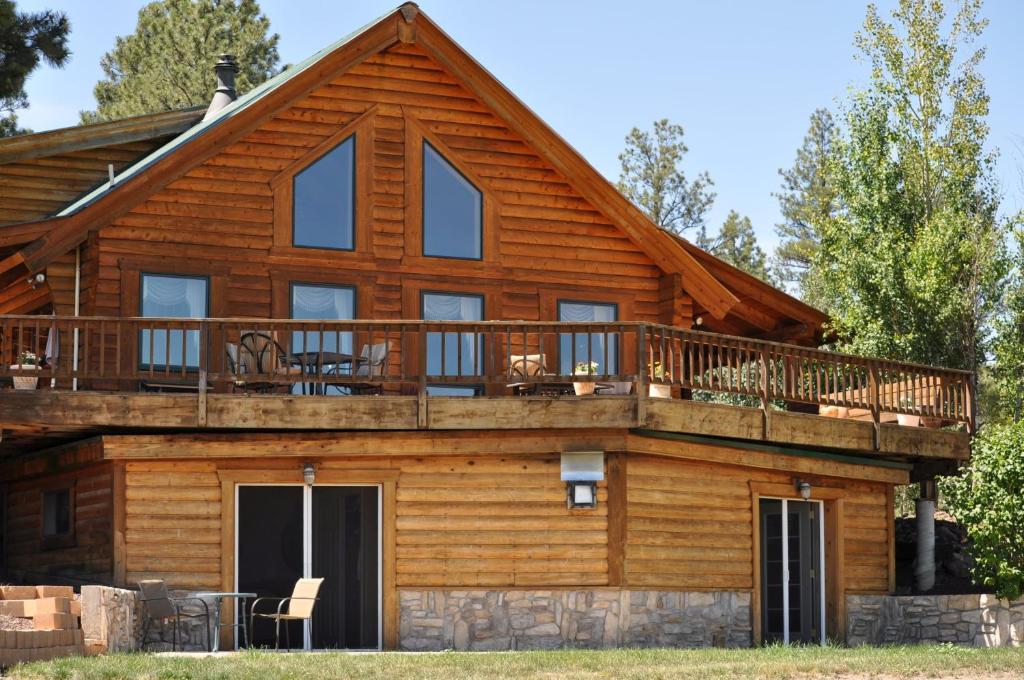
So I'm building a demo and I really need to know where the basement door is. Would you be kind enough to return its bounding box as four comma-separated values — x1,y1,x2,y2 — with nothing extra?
759,498,825,644
236,485,380,650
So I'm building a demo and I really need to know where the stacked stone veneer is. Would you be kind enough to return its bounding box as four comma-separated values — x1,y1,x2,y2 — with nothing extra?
399,590,751,650
847,594,1024,647
80,586,215,652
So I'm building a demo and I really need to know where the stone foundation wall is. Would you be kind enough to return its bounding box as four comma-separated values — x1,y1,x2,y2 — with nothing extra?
847,594,1024,647
79,586,215,652
399,590,751,650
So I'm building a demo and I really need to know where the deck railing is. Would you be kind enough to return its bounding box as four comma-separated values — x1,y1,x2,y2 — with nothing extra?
0,315,975,430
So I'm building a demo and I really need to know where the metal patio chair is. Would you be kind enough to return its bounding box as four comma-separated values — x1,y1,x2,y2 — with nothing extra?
325,341,390,395
226,331,303,394
250,577,324,650
137,579,211,651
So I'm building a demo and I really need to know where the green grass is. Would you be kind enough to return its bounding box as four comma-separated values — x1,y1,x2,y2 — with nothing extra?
7,645,1024,680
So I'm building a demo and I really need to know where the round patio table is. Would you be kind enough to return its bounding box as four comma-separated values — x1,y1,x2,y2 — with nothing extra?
192,591,257,652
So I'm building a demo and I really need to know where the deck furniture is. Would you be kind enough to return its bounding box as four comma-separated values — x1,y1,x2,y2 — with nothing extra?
506,353,574,396
288,350,354,395
191,590,257,652
227,331,303,394
137,579,211,651
324,342,390,395
250,577,324,650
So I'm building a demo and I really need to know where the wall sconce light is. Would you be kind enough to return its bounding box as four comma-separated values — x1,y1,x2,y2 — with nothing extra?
302,462,316,485
561,451,604,510
694,316,704,327
26,272,45,289
796,479,812,500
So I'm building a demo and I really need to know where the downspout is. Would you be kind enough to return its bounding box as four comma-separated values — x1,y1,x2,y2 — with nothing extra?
72,245,80,392
915,478,936,592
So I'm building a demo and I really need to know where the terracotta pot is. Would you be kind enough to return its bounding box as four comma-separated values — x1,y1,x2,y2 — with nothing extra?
648,383,672,399
573,381,596,396
10,364,39,390
897,413,921,427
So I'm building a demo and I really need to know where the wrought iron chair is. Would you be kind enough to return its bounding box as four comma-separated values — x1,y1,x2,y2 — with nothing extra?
250,577,324,650
226,331,302,394
137,579,210,651
325,341,389,395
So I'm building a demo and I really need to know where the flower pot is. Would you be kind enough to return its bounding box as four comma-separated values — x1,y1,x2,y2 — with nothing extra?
648,383,672,399
897,413,921,427
10,364,39,390
921,416,943,429
573,382,596,396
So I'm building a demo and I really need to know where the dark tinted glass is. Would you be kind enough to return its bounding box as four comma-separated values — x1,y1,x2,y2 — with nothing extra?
294,136,355,250
423,143,482,259
42,489,71,536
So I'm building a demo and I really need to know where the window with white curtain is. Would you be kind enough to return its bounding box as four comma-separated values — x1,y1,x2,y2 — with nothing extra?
558,300,619,375
422,291,483,396
139,273,208,369
293,136,355,250
290,283,356,355
423,142,482,260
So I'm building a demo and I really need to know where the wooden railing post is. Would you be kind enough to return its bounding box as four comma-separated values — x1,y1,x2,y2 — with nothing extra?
417,325,428,429
868,363,881,450
197,320,209,428
636,323,648,426
759,349,770,424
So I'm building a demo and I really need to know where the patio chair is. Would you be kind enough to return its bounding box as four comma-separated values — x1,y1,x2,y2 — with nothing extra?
137,579,211,652
506,353,574,396
325,341,390,395
250,577,324,650
227,331,302,394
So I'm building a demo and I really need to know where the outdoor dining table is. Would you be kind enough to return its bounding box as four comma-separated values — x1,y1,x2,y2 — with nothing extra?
191,591,257,652
288,350,354,395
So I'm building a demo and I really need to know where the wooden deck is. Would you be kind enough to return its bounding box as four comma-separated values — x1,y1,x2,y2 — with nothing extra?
0,315,973,462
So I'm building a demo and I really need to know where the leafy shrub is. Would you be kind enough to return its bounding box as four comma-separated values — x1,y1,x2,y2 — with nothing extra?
940,421,1024,599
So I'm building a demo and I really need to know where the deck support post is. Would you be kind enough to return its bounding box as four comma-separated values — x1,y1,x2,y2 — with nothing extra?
915,477,937,592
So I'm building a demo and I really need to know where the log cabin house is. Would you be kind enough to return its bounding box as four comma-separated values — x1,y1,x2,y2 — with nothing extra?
0,4,972,651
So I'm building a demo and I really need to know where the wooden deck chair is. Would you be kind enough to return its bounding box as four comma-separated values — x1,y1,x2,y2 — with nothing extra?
250,577,324,650
507,353,574,396
137,579,210,651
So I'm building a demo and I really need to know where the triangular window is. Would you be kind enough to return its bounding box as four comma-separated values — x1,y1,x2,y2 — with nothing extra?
422,142,482,259
293,135,356,250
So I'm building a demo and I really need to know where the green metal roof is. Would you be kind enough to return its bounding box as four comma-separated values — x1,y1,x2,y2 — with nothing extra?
57,6,399,217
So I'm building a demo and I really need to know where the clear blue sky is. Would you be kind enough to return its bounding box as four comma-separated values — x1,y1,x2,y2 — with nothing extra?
15,0,1024,252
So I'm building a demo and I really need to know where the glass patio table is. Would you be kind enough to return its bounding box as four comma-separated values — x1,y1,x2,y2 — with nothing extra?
191,591,257,652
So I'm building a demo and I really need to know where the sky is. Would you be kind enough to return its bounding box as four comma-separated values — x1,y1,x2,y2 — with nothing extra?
14,0,1024,253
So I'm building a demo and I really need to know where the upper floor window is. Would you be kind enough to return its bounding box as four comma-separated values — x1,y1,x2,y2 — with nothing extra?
558,300,619,375
290,283,356,355
422,291,483,395
422,142,482,260
140,273,208,369
293,136,355,250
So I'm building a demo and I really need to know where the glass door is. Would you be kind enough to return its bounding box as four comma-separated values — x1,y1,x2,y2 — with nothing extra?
759,498,824,644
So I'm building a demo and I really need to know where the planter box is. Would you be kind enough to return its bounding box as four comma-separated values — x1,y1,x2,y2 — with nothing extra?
573,382,596,396
9,364,40,390
648,383,672,399
897,413,921,427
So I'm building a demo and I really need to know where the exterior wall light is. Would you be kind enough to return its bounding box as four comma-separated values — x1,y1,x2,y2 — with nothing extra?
302,462,316,485
797,480,812,500
561,451,604,510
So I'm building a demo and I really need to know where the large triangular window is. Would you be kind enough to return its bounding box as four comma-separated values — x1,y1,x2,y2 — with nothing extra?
293,136,355,250
422,142,482,259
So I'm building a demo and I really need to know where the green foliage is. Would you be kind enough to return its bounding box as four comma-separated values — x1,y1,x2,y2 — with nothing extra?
81,0,279,123
617,119,715,236
0,112,30,137
698,210,775,284
773,108,839,299
813,0,1011,373
989,227,1024,422
0,0,70,115
941,420,1024,599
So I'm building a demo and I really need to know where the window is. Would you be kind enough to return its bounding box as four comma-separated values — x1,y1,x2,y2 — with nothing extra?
422,142,482,259
140,273,209,369
422,292,483,395
293,136,355,250
290,283,356,394
558,301,619,375
42,489,71,538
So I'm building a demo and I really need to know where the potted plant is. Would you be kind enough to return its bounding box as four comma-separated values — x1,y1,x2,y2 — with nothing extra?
573,361,599,396
896,396,920,427
648,361,672,399
10,351,41,391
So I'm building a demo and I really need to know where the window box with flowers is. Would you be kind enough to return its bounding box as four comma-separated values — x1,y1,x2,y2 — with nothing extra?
10,351,40,390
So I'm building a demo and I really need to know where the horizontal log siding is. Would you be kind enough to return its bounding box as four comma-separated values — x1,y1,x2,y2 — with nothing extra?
4,459,113,583
624,455,891,595
90,42,671,324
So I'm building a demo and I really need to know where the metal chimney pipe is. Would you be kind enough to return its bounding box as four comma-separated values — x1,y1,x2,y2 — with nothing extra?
203,54,239,120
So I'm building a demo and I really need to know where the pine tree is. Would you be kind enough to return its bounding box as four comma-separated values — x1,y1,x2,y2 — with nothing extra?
772,108,839,296
0,0,70,136
617,119,715,236
699,211,775,284
81,0,279,123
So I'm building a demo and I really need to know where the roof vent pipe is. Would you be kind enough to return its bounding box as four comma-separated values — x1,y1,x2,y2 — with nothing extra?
203,53,239,120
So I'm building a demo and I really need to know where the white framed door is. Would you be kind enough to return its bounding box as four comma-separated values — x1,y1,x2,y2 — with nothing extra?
235,483,382,650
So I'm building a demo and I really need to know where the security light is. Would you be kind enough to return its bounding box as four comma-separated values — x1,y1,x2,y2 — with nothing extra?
561,451,604,510
302,462,316,485
797,480,812,500
567,481,597,509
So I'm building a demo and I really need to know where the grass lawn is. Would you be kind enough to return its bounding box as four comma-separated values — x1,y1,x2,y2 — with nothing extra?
6,646,1024,680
